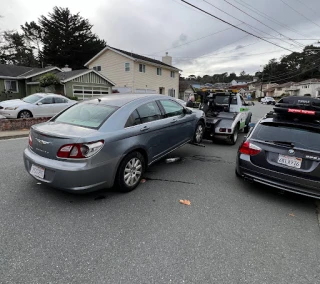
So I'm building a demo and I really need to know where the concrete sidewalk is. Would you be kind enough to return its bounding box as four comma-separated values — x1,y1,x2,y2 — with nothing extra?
0,130,29,140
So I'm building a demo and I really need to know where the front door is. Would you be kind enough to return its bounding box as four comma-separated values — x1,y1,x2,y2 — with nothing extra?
35,96,55,117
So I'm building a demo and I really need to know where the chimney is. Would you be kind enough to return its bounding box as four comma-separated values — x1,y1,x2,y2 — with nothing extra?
61,64,72,72
162,52,172,66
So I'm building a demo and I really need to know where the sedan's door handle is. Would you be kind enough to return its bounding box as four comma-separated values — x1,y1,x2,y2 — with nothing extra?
140,125,150,131
171,118,178,123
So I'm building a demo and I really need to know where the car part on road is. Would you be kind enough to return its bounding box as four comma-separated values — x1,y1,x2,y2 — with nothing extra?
166,157,181,163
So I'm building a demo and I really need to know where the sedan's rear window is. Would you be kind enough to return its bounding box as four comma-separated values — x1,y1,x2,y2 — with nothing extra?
251,123,320,151
55,103,118,129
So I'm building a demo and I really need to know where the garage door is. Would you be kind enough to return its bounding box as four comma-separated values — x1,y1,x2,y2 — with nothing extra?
73,85,110,100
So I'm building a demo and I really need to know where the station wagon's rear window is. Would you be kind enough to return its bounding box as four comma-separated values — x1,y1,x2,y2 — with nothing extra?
252,123,320,151
55,103,118,129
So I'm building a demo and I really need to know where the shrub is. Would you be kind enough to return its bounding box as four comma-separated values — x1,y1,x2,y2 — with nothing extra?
39,73,61,88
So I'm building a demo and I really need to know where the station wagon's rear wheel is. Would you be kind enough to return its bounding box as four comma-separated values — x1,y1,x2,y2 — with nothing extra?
116,151,145,193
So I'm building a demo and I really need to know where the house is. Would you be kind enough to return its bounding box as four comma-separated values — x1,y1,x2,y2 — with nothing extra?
0,64,115,101
285,79,320,97
84,46,181,97
248,82,278,98
265,82,295,98
230,80,248,86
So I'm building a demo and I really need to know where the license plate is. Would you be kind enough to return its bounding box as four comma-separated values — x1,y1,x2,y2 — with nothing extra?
30,164,45,179
277,154,302,169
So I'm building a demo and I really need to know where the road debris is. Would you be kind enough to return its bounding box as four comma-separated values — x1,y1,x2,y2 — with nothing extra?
289,213,295,217
166,157,181,163
37,182,41,185
140,179,146,184
179,199,191,206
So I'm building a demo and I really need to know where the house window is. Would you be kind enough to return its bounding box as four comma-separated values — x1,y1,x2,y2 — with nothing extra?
5,80,18,93
139,64,146,73
168,88,175,97
125,63,130,72
93,66,101,71
157,68,162,76
170,71,175,78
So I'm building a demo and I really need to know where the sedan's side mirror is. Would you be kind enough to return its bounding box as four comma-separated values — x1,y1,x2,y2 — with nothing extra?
184,108,192,114
37,102,43,106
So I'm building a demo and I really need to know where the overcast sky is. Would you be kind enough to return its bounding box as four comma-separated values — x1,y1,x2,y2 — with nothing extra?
1,0,320,77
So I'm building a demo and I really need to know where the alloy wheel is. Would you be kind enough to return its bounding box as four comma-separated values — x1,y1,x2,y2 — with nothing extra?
124,158,142,187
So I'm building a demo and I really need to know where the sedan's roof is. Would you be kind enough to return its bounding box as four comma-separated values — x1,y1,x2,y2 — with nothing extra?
85,93,169,107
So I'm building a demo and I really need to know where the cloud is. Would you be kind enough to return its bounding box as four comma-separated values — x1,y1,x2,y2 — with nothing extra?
1,0,320,76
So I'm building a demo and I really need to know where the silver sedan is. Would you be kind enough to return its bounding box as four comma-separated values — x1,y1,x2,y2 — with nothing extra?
23,94,205,193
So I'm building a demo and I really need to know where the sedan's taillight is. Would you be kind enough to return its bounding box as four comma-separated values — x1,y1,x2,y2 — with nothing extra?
29,133,32,147
239,141,261,156
57,140,104,159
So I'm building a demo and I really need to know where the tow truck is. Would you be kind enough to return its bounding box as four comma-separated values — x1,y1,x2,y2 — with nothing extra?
195,90,252,145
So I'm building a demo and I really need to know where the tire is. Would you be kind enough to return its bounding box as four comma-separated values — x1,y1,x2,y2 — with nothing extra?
227,124,239,145
192,121,204,144
18,110,32,119
244,116,251,133
115,151,145,193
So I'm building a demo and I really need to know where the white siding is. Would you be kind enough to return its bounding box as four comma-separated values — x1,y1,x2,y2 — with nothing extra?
87,50,134,90
133,62,179,98
87,49,179,97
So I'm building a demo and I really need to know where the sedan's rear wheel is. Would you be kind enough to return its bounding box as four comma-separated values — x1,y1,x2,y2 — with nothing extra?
18,110,32,119
116,151,145,193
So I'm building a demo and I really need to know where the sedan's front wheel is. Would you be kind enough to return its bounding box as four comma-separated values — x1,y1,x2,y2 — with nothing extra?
116,151,145,193
193,121,204,144
18,110,32,119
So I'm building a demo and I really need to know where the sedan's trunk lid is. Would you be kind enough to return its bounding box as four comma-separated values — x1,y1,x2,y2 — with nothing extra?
30,122,98,160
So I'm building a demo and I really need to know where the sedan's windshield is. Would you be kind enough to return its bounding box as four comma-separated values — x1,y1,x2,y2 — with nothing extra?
22,94,42,104
251,123,320,151
55,103,118,129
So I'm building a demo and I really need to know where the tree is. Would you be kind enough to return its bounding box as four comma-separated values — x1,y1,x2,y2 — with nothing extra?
0,31,37,66
24,6,106,69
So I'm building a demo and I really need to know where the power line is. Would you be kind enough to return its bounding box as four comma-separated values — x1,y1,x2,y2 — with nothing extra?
237,0,308,38
180,0,295,53
221,0,305,49
279,0,320,29
294,0,318,16
201,0,303,50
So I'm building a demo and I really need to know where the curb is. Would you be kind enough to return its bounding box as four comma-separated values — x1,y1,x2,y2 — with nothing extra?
0,134,29,140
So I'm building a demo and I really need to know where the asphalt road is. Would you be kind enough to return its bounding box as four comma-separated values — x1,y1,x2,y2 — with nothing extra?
1,103,320,284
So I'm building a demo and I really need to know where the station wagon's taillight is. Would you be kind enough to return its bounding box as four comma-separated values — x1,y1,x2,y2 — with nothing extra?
239,141,261,156
57,140,104,159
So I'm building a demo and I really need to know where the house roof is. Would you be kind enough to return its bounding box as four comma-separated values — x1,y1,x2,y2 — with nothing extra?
56,69,115,86
276,81,295,88
296,78,320,85
84,46,181,71
0,64,61,79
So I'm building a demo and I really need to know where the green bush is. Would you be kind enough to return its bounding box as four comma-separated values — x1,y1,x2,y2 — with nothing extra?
39,73,60,88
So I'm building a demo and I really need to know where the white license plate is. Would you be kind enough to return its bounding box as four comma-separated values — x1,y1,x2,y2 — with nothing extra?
277,154,302,169
30,164,45,179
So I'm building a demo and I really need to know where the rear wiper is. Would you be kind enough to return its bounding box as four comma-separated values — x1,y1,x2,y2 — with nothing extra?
265,140,294,147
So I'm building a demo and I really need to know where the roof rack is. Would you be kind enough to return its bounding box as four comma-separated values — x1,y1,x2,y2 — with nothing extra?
273,96,320,119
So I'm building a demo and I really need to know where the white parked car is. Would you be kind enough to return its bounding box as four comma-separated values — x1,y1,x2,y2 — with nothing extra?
0,93,77,119
261,97,276,105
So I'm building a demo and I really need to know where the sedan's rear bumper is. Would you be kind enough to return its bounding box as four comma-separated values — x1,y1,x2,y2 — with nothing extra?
23,147,116,193
237,154,320,199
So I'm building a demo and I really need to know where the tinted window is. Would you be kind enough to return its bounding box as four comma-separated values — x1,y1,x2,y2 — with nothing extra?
40,97,54,104
54,97,68,103
251,123,320,151
136,102,162,123
22,94,42,104
125,110,141,127
160,100,184,117
55,103,118,129
214,95,237,105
